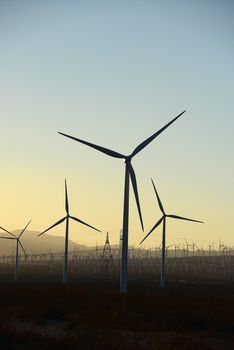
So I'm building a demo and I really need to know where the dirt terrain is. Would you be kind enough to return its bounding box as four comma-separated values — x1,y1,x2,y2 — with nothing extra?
0,280,233,349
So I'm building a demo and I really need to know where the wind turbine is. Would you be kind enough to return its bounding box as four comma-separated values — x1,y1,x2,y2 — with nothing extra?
38,179,101,284
140,179,203,288
0,220,31,282
58,110,186,292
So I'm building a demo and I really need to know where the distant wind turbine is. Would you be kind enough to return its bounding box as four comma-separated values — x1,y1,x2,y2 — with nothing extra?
0,220,31,282
140,179,203,288
58,110,186,292
38,179,101,284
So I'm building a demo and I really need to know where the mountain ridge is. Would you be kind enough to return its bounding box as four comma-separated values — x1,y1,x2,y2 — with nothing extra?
0,230,88,256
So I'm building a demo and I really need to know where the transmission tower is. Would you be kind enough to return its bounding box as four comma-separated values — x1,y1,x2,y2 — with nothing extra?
100,232,114,279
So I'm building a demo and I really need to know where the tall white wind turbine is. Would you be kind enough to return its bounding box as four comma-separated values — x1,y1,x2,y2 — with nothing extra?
39,179,101,284
58,111,186,292
0,220,31,282
140,179,203,287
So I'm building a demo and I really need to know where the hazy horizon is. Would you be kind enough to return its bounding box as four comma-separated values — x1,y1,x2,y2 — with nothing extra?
0,1,233,247
0,228,230,254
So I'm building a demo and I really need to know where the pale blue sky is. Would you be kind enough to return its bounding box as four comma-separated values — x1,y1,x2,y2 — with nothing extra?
0,1,233,247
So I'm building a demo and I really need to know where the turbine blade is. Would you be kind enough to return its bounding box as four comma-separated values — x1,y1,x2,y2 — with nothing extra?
167,214,203,223
65,179,69,214
0,226,10,234
38,217,66,236
70,215,101,232
58,132,126,159
18,220,31,238
0,236,15,240
18,239,26,256
139,216,164,245
0,226,16,237
129,163,144,231
131,110,186,158
151,179,164,214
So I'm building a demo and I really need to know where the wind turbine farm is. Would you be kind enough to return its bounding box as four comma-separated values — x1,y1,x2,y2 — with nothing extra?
0,114,233,350
0,1,233,349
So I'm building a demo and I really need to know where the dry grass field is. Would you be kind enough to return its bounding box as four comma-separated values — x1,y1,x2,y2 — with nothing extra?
0,280,233,349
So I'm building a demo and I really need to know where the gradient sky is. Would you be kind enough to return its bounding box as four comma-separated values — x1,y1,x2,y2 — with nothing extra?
0,0,233,248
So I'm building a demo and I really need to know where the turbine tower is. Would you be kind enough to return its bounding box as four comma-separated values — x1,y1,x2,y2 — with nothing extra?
140,179,203,287
39,179,101,284
0,220,31,282
58,111,186,292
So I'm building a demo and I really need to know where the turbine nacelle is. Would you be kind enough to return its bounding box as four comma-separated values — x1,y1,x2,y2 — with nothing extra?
124,156,132,163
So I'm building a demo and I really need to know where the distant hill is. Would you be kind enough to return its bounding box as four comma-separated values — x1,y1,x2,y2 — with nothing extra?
0,230,87,256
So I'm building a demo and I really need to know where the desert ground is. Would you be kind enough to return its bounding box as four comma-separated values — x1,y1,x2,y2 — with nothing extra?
0,279,233,350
